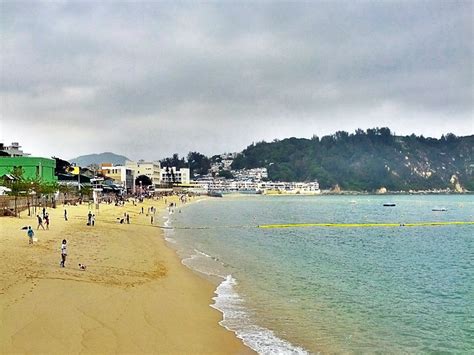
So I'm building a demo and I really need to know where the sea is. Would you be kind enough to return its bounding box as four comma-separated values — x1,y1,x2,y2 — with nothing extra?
163,195,473,354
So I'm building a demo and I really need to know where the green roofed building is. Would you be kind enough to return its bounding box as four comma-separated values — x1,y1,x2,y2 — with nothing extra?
0,156,57,183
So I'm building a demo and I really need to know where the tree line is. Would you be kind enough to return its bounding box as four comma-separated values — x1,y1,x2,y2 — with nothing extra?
230,128,473,191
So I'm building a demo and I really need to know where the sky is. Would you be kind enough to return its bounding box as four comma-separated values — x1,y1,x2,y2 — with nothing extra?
1,1,473,161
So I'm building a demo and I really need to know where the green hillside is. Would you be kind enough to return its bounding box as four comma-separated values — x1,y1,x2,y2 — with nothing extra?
231,128,473,191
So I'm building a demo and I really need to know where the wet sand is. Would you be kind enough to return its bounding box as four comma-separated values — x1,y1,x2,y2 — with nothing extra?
0,197,253,354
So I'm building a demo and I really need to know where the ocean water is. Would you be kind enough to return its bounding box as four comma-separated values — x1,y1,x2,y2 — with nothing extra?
164,195,474,354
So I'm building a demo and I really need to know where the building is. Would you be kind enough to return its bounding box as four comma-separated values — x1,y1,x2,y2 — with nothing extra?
100,165,134,193
160,167,190,185
125,160,161,188
0,156,57,182
0,142,31,157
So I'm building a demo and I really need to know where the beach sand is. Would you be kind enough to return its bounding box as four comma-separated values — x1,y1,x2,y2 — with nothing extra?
0,197,253,354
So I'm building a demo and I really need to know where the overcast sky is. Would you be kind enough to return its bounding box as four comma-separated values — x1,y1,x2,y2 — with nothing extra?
1,1,472,161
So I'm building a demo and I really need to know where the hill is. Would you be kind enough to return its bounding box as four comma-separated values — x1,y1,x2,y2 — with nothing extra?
231,128,474,191
70,152,129,167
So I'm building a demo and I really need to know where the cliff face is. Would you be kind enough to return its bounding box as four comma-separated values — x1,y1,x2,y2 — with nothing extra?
231,130,473,191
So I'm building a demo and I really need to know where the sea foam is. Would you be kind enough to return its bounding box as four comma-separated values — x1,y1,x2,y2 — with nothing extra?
212,275,309,355
165,210,309,354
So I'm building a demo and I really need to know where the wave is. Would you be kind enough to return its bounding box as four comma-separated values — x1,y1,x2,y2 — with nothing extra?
165,210,309,354
212,275,309,355
163,216,176,243
181,249,226,278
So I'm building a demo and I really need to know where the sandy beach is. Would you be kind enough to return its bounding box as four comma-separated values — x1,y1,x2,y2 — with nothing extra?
0,197,253,354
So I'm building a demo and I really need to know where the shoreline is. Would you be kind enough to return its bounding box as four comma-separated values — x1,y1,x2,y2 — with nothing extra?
0,197,253,354
162,198,311,354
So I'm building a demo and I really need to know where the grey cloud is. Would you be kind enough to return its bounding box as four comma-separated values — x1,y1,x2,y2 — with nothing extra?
1,1,472,160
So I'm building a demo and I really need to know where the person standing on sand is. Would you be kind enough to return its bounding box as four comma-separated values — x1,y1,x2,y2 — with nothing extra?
27,226,34,244
42,207,46,218
87,211,92,226
151,215,154,225
36,215,45,230
64,209,68,221
44,212,50,230
60,239,67,267
126,214,130,224
92,214,95,226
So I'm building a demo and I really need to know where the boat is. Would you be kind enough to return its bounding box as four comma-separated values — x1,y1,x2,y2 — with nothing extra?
383,203,396,207
207,191,223,198
432,207,447,211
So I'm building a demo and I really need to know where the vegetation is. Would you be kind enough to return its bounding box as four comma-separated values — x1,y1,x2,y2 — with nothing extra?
187,152,210,178
71,128,473,192
231,128,473,191
160,154,187,169
135,175,152,187
218,170,234,179
2,167,60,216
160,152,211,178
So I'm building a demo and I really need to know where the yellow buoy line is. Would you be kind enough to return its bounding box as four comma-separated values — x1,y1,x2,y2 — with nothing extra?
156,221,474,230
258,221,474,229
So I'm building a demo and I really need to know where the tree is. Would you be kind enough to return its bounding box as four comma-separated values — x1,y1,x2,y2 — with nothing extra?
218,170,234,179
187,151,211,177
135,175,152,188
160,154,186,169
4,167,28,216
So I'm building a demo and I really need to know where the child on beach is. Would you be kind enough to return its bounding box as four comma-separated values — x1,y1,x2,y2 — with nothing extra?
27,226,34,244
60,239,67,267
36,215,45,230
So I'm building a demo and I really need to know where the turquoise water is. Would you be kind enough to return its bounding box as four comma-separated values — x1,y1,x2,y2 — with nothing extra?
166,195,474,353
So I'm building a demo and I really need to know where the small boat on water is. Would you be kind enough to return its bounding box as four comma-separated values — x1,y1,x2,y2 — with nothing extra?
383,203,396,207
432,207,447,211
208,191,223,198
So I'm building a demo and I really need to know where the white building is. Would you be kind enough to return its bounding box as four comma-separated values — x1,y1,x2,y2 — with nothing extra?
160,167,190,185
100,165,134,192
125,160,161,188
1,142,30,157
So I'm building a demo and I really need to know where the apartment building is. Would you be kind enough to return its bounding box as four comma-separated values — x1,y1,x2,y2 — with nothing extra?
125,160,161,187
159,166,190,185
100,165,134,193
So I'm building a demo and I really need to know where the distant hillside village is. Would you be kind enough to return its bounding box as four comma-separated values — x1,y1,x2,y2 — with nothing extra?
2,128,472,209
0,142,320,202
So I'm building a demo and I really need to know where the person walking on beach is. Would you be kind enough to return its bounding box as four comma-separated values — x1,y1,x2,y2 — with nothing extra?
87,211,92,226
151,215,154,225
42,207,46,218
27,226,34,244
64,209,68,221
44,212,50,230
126,214,130,224
91,214,95,226
36,215,45,230
60,239,67,267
